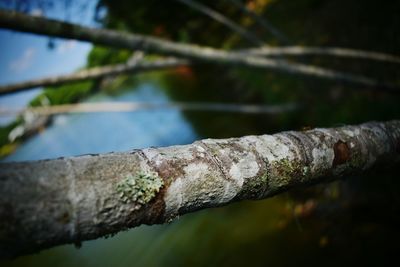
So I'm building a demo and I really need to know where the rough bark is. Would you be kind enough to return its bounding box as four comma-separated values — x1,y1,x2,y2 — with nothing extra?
0,58,188,95
0,10,398,91
1,120,399,258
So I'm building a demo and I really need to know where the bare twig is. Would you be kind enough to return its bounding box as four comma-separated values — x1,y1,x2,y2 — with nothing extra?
225,0,291,44
176,0,264,46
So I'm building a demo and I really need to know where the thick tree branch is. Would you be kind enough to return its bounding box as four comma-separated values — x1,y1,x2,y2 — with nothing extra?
0,10,398,91
0,58,188,95
1,120,399,258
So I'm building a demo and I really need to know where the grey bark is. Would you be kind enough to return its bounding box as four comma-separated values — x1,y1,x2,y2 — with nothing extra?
0,58,188,95
1,120,399,258
0,11,398,92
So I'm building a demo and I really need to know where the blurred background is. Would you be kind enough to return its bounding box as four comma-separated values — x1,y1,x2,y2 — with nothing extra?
0,0,400,266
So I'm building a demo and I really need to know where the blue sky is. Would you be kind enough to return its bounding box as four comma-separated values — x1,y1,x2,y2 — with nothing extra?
0,31,92,85
0,0,99,125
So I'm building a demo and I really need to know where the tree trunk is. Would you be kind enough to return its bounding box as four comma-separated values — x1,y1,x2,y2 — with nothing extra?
1,120,399,258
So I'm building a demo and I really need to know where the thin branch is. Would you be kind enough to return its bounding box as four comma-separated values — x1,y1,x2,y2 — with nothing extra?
225,0,291,44
0,58,189,95
175,0,264,46
0,101,299,116
0,11,398,91
2,45,399,95
241,46,400,64
1,120,399,258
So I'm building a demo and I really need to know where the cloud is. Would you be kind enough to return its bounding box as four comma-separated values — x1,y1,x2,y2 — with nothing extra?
57,40,77,54
30,8,43,17
9,48,36,73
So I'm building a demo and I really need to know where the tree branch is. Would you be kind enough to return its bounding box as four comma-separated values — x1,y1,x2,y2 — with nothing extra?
225,0,291,44
1,120,399,258
241,46,400,64
0,58,189,95
0,101,299,116
2,43,400,94
176,0,264,46
0,10,398,92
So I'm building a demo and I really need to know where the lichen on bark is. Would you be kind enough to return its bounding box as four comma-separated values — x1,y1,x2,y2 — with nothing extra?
116,171,164,206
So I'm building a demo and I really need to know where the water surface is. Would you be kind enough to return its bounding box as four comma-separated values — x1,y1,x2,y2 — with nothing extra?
4,83,198,162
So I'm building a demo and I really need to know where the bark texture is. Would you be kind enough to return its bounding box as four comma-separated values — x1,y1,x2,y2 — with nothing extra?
0,10,398,91
1,120,399,258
